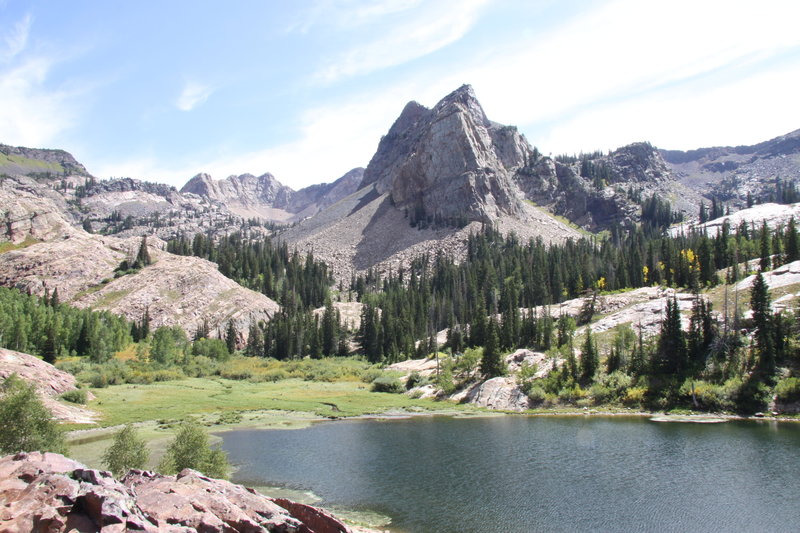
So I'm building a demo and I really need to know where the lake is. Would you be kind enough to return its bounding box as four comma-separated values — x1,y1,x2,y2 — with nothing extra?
221,415,800,533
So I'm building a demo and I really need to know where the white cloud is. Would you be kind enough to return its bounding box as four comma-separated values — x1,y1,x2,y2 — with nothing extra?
2,12,31,61
0,56,76,147
103,84,427,188
537,62,800,154
316,0,489,83
176,82,214,111
413,0,800,151
288,0,423,34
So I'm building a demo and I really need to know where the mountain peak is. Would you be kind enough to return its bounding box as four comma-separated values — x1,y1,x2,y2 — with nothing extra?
360,85,529,225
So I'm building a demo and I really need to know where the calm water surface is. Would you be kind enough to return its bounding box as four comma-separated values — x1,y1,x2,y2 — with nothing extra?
222,416,800,533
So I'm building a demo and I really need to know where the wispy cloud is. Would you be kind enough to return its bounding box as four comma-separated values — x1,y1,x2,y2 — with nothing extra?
315,0,489,83
287,0,423,34
2,12,31,62
420,0,800,152
176,82,214,111
0,55,77,147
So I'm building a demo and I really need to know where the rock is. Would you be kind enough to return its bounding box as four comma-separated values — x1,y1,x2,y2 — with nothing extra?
459,377,531,411
0,348,98,424
360,84,528,225
0,232,279,347
662,128,800,207
181,168,364,223
0,452,359,533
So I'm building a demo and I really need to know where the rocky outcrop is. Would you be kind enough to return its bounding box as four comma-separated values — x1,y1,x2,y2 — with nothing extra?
0,232,279,345
0,144,91,178
180,168,364,223
459,377,531,411
0,174,79,243
0,348,97,424
663,128,800,206
0,451,356,532
360,84,529,225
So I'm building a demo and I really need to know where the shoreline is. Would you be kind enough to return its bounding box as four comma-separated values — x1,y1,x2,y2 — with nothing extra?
67,403,800,444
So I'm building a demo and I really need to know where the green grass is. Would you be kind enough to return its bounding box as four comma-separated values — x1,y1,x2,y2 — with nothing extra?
0,153,64,174
66,376,475,470
87,377,459,427
0,236,40,254
91,288,133,308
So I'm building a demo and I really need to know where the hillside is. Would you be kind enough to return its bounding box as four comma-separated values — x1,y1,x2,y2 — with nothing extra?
662,129,800,207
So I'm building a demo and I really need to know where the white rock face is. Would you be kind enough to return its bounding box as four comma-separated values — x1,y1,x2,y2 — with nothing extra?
460,377,531,411
670,202,800,237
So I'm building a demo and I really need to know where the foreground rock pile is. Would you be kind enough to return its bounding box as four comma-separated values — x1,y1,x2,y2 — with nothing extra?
0,452,354,532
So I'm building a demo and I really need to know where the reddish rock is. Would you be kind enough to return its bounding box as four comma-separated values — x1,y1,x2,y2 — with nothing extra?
0,452,356,533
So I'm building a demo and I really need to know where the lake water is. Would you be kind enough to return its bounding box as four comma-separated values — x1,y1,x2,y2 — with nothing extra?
221,415,800,533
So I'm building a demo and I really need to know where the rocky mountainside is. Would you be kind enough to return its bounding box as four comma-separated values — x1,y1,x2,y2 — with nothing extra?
360,85,529,225
0,348,97,424
0,144,91,178
180,167,364,223
0,232,278,344
662,128,800,207
0,451,364,532
279,86,585,279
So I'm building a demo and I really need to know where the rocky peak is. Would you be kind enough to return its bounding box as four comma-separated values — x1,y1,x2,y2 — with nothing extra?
607,142,671,183
179,172,215,196
360,85,530,225
0,144,91,178
180,172,293,209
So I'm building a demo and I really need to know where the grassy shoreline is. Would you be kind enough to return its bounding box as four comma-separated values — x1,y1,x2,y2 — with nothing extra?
64,375,798,471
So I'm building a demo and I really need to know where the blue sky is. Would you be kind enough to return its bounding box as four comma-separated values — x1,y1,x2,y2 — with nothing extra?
1,0,799,189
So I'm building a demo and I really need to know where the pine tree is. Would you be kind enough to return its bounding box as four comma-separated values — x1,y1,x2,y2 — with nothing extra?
480,318,504,378
134,235,152,269
785,217,799,263
225,321,237,354
579,328,598,384
750,272,775,379
654,297,686,375
759,221,771,271
321,299,337,357
42,324,58,365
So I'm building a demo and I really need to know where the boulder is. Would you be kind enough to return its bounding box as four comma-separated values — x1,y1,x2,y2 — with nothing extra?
0,451,359,532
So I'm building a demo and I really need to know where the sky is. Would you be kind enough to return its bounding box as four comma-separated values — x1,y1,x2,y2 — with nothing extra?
1,0,799,190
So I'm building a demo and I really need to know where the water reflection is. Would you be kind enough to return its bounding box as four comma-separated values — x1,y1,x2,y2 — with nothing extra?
223,416,800,533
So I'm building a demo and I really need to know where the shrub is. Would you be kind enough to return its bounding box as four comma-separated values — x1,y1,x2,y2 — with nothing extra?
437,365,456,395
158,419,229,478
360,368,384,384
405,371,429,390
558,385,587,404
371,376,404,393
678,379,739,411
623,386,648,407
775,377,800,403
102,424,148,477
590,371,632,405
255,368,290,382
191,338,230,361
0,374,67,455
60,389,88,404
526,385,546,405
